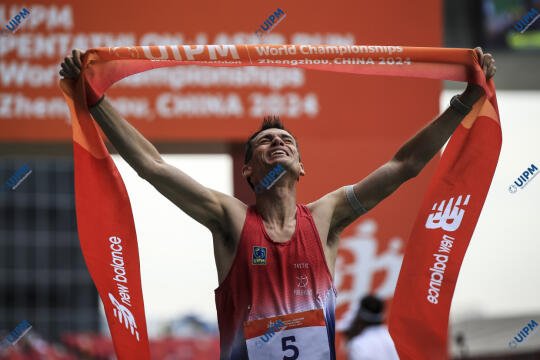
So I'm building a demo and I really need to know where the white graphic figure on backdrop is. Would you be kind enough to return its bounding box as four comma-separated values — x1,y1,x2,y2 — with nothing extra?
373,237,403,298
335,219,404,330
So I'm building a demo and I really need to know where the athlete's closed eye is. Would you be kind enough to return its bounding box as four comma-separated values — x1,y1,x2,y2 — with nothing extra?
283,137,294,144
258,134,295,144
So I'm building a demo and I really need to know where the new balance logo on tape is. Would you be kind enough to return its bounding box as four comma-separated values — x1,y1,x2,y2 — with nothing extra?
425,194,471,232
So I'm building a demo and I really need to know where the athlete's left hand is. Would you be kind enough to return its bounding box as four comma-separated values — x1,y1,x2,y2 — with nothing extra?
474,47,496,80
458,47,496,105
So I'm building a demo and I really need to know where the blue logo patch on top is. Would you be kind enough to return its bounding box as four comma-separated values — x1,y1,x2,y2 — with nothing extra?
252,246,267,265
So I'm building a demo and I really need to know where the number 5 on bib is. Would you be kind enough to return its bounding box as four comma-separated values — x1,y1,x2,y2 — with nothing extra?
243,309,331,360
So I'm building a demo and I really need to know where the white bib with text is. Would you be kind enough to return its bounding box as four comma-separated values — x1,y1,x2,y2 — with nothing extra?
243,309,331,360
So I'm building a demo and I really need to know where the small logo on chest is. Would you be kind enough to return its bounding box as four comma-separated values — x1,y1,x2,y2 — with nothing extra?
296,275,309,288
252,246,267,265
293,263,313,296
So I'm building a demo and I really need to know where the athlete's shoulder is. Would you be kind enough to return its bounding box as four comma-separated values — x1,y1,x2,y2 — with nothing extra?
305,187,344,216
208,190,248,233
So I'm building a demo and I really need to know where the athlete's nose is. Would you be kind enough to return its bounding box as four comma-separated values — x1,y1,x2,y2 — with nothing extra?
270,135,285,147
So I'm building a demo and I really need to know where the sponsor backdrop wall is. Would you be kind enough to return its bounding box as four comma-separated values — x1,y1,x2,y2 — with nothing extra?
1,0,442,357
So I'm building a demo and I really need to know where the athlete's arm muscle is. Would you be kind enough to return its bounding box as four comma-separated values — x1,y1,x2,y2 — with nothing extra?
60,49,243,234
90,103,245,282
308,89,478,271
91,98,247,233
308,103,471,262
307,86,482,266
322,48,496,237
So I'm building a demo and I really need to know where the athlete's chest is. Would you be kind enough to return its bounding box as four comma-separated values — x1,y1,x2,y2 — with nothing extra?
244,237,331,301
261,219,297,244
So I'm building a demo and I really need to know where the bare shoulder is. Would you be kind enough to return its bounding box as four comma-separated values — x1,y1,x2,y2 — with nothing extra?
306,188,342,219
209,189,249,239
208,190,250,283
306,187,346,243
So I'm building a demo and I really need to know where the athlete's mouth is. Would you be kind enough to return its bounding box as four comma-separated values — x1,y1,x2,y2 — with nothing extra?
269,149,288,159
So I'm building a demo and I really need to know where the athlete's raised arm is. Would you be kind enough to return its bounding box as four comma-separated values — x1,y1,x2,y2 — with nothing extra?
59,49,245,234
319,47,496,237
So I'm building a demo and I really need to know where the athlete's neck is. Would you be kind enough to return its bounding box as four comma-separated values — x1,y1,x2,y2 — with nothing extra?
255,182,297,230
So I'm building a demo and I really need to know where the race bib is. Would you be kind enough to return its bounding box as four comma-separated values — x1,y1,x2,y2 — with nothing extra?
243,309,331,360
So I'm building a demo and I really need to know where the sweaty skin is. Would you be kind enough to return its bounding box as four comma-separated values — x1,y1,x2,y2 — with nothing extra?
59,48,496,283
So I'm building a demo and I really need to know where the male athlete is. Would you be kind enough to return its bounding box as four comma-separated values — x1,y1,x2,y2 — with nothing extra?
60,47,495,360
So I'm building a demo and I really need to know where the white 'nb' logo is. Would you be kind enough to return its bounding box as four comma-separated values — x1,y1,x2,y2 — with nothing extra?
108,293,140,341
425,194,471,232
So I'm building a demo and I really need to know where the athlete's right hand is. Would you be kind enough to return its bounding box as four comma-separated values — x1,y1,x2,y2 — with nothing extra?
59,49,83,79
59,49,103,106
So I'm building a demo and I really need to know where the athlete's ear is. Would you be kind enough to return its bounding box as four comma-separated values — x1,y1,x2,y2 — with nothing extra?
242,163,253,181
299,161,306,177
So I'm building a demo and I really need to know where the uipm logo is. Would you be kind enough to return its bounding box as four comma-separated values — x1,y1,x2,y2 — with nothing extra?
2,8,31,34
514,8,540,34
508,163,538,193
254,8,286,40
508,319,538,349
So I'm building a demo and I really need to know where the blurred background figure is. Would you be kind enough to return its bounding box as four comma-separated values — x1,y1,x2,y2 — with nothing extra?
454,332,469,359
165,314,217,338
344,295,399,360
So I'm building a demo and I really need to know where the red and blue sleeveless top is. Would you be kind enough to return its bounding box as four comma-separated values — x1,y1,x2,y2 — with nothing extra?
215,204,336,360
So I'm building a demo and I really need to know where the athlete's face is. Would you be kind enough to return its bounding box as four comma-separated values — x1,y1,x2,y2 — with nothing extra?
243,128,305,187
